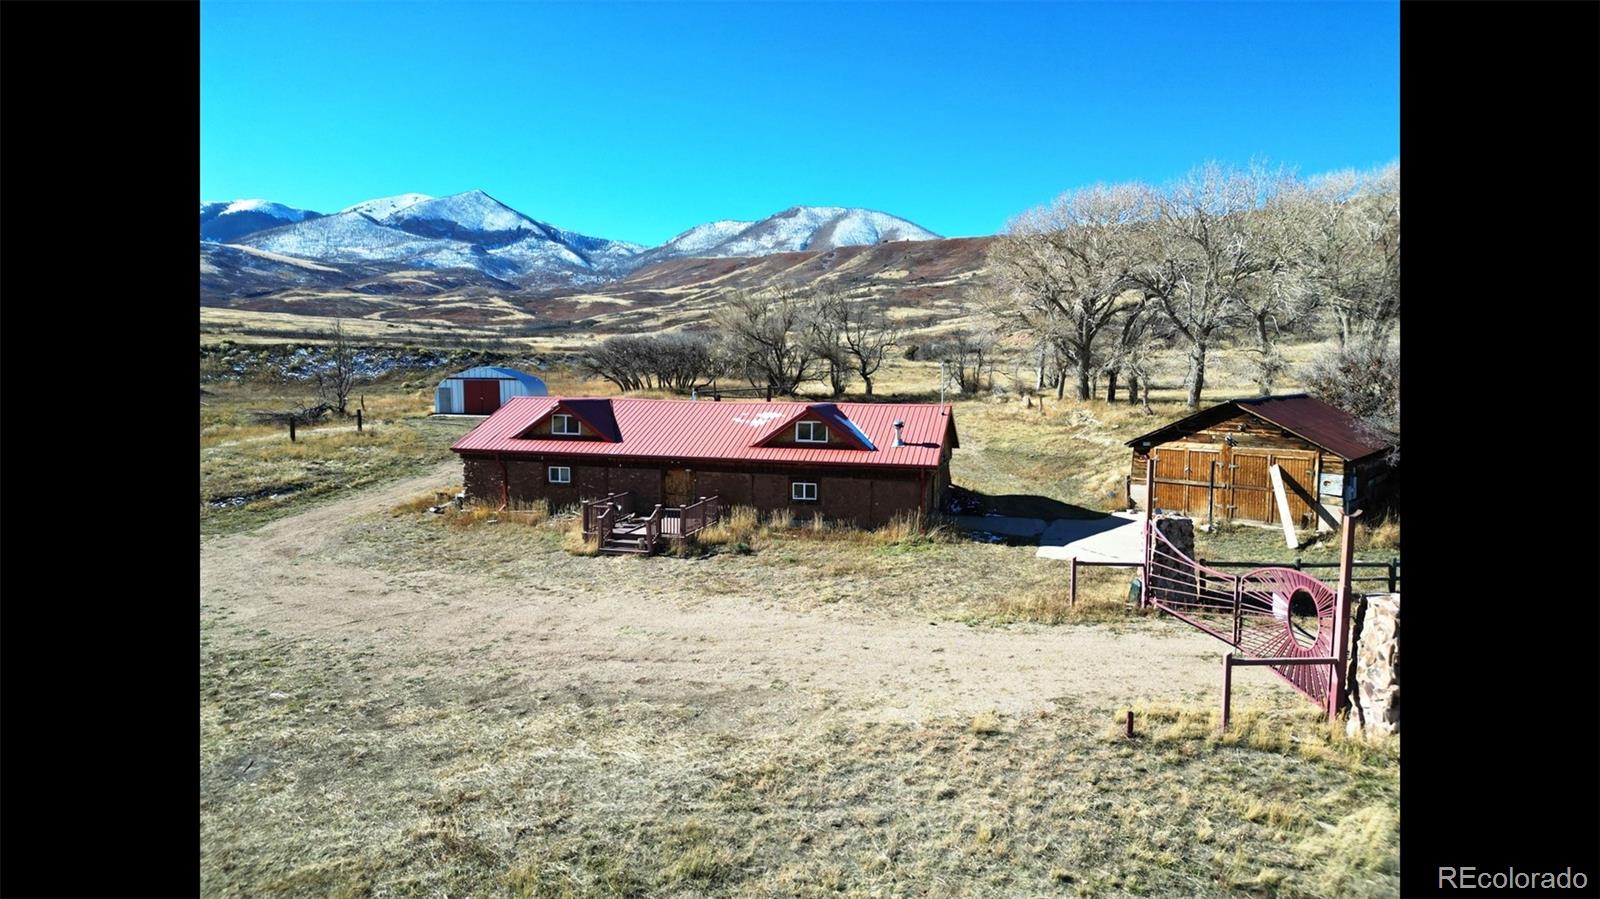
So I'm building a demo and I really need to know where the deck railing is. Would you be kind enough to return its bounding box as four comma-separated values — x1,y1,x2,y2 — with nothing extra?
680,495,721,538
593,505,617,545
582,492,633,539
583,493,723,553
642,505,663,553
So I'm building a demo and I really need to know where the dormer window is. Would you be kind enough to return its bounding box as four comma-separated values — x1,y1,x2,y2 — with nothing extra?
552,414,581,436
796,421,828,443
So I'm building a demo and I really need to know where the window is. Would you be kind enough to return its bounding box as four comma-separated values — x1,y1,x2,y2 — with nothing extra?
548,466,572,484
552,414,580,435
791,481,818,502
795,421,827,443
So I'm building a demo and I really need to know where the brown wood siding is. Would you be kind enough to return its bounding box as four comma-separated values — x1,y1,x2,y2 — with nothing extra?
1150,444,1222,518
460,455,930,527
1132,408,1338,526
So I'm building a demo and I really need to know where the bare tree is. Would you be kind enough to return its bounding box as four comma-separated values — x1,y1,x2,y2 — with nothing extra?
716,287,821,395
987,183,1149,401
1296,163,1400,346
1100,293,1167,409
1234,187,1322,394
580,335,649,391
1303,337,1399,464
805,287,855,397
580,332,727,394
314,320,358,416
837,296,901,397
1130,161,1293,407
929,325,997,394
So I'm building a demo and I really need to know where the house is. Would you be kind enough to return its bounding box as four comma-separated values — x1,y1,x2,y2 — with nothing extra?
1126,394,1394,529
451,396,958,527
434,366,547,416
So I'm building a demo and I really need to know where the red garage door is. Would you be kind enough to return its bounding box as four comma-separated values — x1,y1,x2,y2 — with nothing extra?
464,379,501,415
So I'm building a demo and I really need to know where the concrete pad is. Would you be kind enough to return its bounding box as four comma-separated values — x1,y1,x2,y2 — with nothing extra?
948,515,1047,538
1036,512,1145,563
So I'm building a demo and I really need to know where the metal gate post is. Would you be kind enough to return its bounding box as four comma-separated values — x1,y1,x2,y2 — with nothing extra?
1221,652,1234,732
1141,456,1156,609
1328,510,1362,720
1231,575,1243,646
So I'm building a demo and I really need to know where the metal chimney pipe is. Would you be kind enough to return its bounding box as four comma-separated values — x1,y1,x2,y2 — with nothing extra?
893,420,905,447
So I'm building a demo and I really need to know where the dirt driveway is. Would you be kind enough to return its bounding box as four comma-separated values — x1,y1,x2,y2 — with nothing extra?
200,463,1282,725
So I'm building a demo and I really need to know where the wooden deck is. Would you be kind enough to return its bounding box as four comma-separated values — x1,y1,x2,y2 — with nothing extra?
581,493,723,555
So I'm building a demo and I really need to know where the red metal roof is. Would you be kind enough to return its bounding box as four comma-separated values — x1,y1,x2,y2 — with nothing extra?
1125,394,1390,461
452,397,957,469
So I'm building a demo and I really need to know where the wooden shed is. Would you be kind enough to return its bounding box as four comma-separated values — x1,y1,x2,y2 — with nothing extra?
1126,394,1394,529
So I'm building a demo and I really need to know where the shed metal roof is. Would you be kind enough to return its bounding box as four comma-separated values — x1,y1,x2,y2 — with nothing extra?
452,397,956,469
1125,394,1390,461
443,366,546,387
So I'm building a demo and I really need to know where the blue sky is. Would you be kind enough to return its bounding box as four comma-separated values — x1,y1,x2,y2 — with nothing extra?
200,1,1398,245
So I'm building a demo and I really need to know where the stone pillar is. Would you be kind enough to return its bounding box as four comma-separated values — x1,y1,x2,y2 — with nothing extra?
1147,515,1196,606
1346,593,1400,737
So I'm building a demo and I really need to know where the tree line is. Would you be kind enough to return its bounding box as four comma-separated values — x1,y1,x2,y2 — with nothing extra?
578,285,903,398
985,160,1399,409
576,159,1398,449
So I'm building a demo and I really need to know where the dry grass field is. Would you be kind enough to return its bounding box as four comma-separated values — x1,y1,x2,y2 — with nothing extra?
200,342,1398,897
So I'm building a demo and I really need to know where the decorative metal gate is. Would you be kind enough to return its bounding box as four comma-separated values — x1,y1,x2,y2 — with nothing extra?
1145,526,1344,708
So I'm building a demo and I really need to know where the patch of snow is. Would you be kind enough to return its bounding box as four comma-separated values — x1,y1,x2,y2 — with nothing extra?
731,410,783,427
341,192,433,218
220,199,316,221
661,219,756,254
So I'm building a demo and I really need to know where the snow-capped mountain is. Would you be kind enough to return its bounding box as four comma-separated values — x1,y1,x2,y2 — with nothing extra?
720,206,940,255
200,199,322,243
339,192,432,219
233,189,643,284
633,206,941,268
660,219,756,255
201,191,939,288
377,190,542,244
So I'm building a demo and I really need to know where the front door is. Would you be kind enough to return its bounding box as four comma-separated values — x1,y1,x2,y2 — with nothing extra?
662,468,693,507
464,379,501,415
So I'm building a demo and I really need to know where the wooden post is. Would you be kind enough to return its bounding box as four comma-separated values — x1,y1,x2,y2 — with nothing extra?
289,417,296,442
1207,460,1216,530
1388,557,1398,594
1125,709,1135,738
1069,557,1078,607
1221,652,1234,732
356,409,363,432
1328,510,1363,721
1267,463,1297,550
